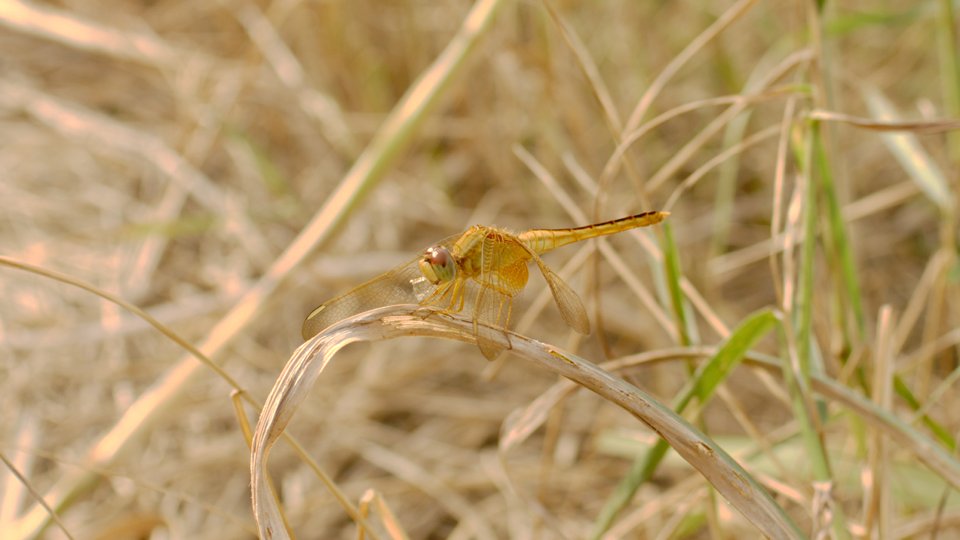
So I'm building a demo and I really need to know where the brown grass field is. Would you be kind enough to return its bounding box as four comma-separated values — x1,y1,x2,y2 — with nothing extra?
2,0,960,538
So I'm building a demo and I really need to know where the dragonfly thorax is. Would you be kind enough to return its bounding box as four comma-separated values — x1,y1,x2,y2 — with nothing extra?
419,245,457,284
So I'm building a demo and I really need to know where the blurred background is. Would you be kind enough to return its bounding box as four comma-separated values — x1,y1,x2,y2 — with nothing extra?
1,0,958,538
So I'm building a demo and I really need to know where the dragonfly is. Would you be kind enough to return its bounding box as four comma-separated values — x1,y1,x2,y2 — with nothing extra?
302,211,669,359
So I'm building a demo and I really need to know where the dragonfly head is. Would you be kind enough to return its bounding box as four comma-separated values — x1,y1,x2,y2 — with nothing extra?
419,246,456,284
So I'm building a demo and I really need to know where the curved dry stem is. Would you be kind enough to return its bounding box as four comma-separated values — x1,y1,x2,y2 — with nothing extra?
807,109,960,134
624,0,763,133
601,87,803,194
646,49,814,192
250,305,803,540
663,125,782,211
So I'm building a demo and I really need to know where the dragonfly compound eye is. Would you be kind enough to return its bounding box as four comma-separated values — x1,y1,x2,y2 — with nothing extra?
419,246,456,284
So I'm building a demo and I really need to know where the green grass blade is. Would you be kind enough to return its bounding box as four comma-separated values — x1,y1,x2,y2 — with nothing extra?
694,310,778,401
937,0,960,159
894,377,957,451
662,221,694,346
812,129,866,341
786,121,851,539
590,309,779,538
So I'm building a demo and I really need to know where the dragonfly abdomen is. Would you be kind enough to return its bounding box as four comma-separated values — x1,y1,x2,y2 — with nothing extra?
519,211,669,254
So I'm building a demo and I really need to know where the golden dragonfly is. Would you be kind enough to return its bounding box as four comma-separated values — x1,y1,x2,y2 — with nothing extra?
303,211,669,359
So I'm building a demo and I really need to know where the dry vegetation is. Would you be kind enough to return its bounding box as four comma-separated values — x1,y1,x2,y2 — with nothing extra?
2,0,960,538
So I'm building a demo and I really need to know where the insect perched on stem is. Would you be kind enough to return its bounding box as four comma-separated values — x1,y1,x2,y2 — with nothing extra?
303,211,669,359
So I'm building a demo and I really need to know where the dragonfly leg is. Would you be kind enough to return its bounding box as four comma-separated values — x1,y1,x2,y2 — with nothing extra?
454,281,466,312
472,280,483,344
419,281,445,305
418,282,459,323
436,277,468,315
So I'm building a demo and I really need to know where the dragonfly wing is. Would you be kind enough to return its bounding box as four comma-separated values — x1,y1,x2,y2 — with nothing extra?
526,248,590,334
472,279,511,360
468,232,520,360
302,259,427,339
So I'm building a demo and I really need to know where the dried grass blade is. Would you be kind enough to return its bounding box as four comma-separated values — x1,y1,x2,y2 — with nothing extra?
862,87,955,214
0,0,176,65
808,109,960,134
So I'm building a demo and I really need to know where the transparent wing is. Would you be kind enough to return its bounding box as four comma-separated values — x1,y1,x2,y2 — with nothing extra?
524,244,590,334
302,232,464,340
301,259,428,340
469,233,523,360
470,278,510,360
